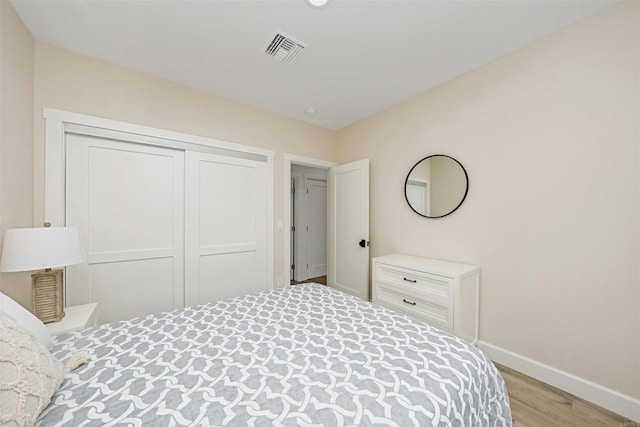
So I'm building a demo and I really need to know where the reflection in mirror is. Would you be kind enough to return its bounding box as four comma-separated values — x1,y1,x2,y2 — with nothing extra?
404,155,468,218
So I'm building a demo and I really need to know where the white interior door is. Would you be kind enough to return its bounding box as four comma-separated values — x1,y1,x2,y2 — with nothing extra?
290,178,296,281
304,175,327,279
406,179,429,216
65,134,184,324
292,173,304,281
328,159,370,300
185,151,268,306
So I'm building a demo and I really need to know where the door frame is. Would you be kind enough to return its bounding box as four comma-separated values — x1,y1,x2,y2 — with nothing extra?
290,175,299,281
43,108,275,289
291,167,328,282
300,171,328,280
283,154,336,286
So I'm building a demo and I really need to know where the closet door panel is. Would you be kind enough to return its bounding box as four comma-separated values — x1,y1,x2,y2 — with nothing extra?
65,134,184,324
185,152,267,306
199,161,256,246
90,258,174,324
198,252,256,302
87,146,176,253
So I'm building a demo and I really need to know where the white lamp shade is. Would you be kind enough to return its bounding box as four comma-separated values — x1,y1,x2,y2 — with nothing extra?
0,227,84,272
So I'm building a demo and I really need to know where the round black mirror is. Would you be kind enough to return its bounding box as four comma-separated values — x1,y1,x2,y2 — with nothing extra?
404,155,469,218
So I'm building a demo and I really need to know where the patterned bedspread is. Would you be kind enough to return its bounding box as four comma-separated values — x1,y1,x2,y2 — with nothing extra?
40,284,511,426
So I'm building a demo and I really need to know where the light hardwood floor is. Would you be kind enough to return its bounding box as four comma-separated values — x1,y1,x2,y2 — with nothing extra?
290,275,327,285
495,364,635,427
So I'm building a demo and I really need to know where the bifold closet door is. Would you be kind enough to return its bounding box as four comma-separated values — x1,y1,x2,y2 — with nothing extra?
185,151,268,306
65,134,185,324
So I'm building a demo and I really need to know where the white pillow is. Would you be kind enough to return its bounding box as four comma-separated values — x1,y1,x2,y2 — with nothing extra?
0,311,66,425
0,292,53,348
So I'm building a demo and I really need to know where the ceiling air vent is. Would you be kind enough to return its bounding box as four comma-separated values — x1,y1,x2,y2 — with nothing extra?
264,30,307,64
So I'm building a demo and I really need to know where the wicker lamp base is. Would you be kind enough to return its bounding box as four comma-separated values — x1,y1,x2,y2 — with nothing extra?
31,269,65,323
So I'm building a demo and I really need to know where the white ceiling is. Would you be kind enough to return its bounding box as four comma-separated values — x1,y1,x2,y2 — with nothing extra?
11,0,616,130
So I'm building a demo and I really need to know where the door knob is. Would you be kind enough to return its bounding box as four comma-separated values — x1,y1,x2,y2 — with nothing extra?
359,239,369,248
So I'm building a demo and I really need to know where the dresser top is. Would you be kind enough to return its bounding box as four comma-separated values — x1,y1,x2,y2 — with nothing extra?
372,254,479,277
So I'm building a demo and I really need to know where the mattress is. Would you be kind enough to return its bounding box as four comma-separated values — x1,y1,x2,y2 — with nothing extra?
40,284,512,426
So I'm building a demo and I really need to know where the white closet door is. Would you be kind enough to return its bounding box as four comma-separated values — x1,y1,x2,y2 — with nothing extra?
185,152,268,306
65,134,184,324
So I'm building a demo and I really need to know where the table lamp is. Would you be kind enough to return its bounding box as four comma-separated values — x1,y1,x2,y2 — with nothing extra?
0,225,84,323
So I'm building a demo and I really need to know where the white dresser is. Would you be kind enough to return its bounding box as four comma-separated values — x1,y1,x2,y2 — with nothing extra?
372,254,479,344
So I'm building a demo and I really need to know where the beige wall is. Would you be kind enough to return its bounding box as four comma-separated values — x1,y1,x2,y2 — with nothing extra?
409,158,430,182
0,1,35,306
338,1,639,399
30,42,338,307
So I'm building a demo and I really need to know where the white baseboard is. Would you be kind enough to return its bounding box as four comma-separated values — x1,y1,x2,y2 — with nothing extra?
477,341,640,423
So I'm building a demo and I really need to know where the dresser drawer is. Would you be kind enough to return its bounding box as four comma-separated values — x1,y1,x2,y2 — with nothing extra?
372,255,479,344
375,285,453,331
375,263,453,305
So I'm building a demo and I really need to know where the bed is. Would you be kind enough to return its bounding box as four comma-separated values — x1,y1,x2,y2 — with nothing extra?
38,284,511,426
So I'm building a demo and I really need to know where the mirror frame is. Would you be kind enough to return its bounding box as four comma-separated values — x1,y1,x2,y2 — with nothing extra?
404,154,469,218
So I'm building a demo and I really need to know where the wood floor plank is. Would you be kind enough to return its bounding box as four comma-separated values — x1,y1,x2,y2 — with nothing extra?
509,399,566,427
498,365,577,426
571,398,629,426
291,275,327,285
494,364,635,427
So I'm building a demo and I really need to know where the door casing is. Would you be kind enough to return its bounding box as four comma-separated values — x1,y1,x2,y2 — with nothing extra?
283,155,335,286
283,155,370,299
